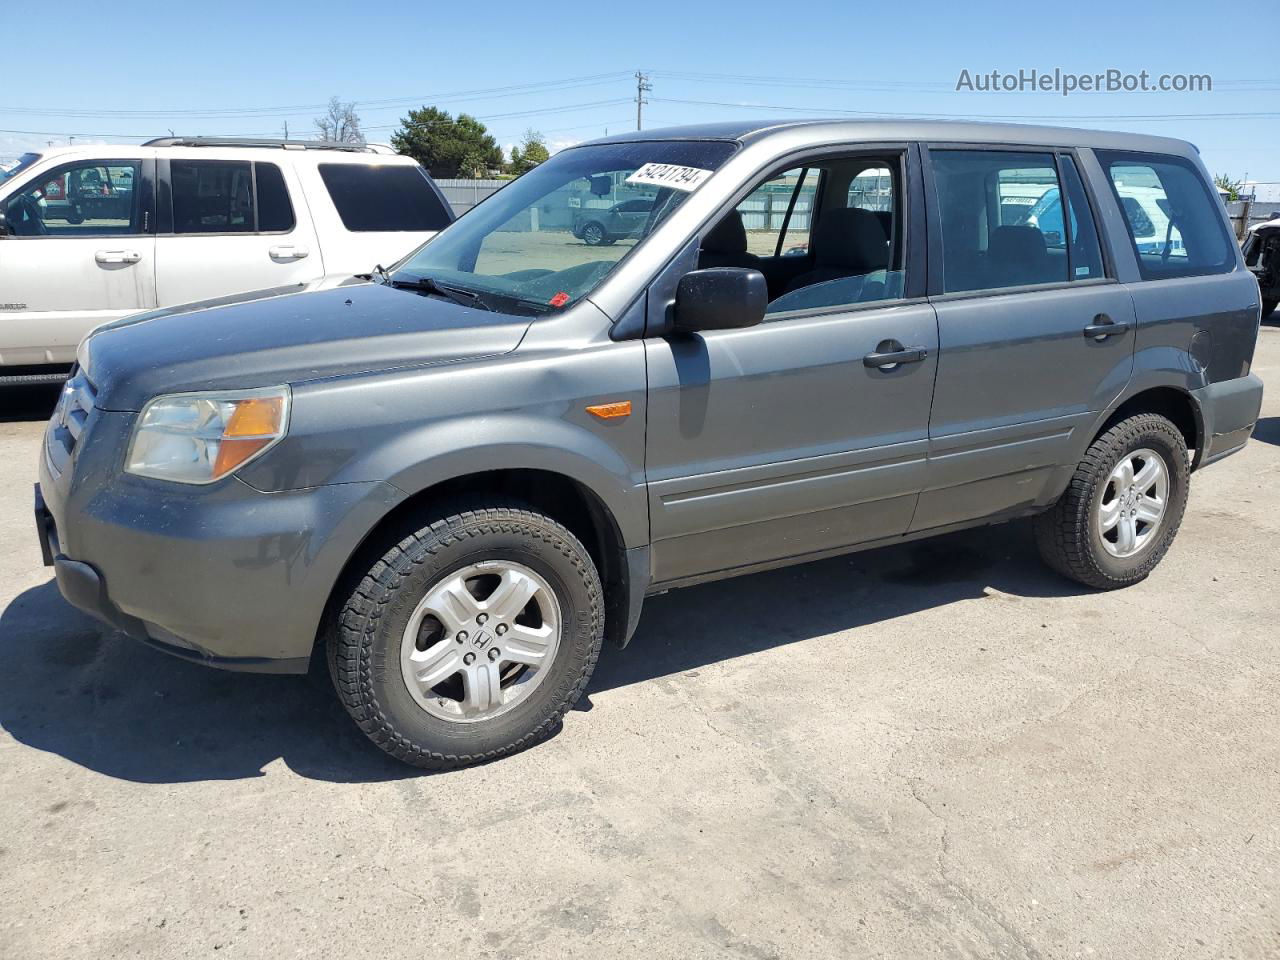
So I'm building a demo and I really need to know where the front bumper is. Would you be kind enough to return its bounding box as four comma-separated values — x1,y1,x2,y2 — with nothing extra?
37,411,404,672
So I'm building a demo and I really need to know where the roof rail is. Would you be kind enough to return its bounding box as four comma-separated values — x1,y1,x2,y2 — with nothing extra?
141,136,392,154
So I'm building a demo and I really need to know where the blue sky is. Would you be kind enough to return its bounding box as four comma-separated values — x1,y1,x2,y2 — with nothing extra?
4,0,1277,185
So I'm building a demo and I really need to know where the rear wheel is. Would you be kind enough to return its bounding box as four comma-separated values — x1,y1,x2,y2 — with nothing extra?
1034,413,1190,589
330,505,604,768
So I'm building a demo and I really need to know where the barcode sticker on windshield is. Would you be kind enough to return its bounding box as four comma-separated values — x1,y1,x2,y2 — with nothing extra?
625,163,713,192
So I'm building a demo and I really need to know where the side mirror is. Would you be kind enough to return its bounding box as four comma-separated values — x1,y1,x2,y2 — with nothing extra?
589,175,612,197
673,268,768,333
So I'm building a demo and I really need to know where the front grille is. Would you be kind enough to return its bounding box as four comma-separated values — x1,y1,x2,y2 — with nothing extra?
45,367,98,474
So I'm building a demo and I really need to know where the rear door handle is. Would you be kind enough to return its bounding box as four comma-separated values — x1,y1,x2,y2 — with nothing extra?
269,244,309,260
864,346,929,369
94,250,140,265
1083,314,1130,340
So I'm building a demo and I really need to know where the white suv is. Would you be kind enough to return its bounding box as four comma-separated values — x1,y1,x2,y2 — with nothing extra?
0,137,453,377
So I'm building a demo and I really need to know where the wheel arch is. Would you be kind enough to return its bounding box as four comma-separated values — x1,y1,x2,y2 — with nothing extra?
1088,384,1204,469
315,466,640,663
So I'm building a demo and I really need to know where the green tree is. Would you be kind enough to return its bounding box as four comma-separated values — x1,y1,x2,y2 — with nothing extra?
1214,173,1245,202
391,107,504,178
507,129,550,176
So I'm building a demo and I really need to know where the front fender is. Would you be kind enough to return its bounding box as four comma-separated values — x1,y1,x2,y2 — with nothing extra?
376,414,648,547
237,342,650,548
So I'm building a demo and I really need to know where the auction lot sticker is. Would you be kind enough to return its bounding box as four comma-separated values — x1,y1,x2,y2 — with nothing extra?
625,163,713,191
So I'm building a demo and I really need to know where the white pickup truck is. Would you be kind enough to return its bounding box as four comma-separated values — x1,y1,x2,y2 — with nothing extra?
0,137,453,380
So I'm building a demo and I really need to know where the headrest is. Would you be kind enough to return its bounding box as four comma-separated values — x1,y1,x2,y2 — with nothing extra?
702,210,748,255
813,207,889,271
988,225,1048,263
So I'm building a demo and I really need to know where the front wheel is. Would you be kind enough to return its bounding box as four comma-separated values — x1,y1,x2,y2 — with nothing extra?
580,221,609,246
1262,297,1277,320
330,505,604,768
1034,413,1190,589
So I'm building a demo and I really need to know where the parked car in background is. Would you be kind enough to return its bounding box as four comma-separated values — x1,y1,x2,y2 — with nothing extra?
572,196,654,245
1243,211,1280,319
0,137,453,379
37,120,1263,769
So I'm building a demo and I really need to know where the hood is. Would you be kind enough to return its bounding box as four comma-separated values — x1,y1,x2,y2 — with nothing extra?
81,278,533,411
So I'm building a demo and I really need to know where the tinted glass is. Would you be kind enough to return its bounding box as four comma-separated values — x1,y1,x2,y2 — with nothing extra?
319,164,451,232
171,160,253,234
1059,155,1104,280
254,162,294,232
932,150,1067,292
4,160,142,236
1097,151,1233,279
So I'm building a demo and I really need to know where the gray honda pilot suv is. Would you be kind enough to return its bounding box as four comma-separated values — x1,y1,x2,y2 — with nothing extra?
36,121,1264,768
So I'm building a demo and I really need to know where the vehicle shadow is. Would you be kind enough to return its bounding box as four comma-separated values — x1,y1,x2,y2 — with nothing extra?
586,521,1080,696
1250,416,1279,447
0,383,63,423
0,521,1084,783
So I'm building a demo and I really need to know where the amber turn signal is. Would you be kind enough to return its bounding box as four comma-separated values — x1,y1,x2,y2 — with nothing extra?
585,401,632,420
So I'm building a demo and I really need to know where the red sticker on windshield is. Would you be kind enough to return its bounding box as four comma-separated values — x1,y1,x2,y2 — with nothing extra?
549,292,571,307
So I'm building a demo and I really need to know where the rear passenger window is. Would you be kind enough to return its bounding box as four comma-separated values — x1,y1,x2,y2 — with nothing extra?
171,160,254,234
1096,151,1233,280
931,150,1103,293
318,164,452,232
254,163,294,232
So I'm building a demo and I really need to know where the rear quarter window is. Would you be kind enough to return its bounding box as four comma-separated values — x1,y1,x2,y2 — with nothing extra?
1096,151,1234,280
318,163,452,232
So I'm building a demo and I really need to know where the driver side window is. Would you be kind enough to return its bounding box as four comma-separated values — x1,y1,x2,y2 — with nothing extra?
4,161,143,237
698,154,907,316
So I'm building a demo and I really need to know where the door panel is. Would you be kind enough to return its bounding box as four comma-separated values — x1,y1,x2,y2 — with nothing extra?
0,237,157,365
0,158,155,364
645,302,939,584
154,159,322,306
914,283,1136,530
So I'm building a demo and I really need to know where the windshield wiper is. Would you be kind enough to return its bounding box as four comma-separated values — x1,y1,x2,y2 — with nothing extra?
389,274,491,311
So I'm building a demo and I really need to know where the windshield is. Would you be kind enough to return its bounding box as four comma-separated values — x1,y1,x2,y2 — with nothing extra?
0,152,41,185
392,140,737,314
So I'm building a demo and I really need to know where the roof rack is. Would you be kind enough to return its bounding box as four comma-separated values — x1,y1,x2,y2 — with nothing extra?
141,136,394,154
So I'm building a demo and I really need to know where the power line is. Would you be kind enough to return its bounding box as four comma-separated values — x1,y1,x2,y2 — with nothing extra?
650,96,1280,122
0,72,634,120
0,97,639,141
651,69,1280,93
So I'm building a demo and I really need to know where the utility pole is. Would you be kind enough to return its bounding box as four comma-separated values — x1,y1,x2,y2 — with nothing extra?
283,120,289,140
634,71,651,131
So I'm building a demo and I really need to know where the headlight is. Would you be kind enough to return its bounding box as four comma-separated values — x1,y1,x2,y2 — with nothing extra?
126,387,290,484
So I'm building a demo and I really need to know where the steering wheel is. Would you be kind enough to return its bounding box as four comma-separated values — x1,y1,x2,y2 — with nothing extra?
10,195,47,236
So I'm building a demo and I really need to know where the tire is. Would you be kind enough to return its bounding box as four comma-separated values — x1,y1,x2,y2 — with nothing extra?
1034,413,1190,589
329,504,604,769
581,221,608,246
1262,298,1278,320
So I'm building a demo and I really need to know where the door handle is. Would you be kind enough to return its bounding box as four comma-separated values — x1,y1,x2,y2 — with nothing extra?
269,244,309,260
863,345,929,369
95,250,140,265
1083,314,1130,340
